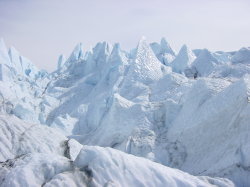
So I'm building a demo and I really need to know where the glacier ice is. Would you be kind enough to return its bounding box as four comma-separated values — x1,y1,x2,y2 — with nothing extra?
150,37,176,65
192,49,219,77
232,47,250,64
0,113,234,187
57,54,66,70
74,145,233,187
1,37,250,186
0,38,11,66
171,44,196,74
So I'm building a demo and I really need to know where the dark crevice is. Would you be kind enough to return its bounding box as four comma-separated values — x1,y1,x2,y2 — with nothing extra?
63,140,71,159
0,154,26,169
111,142,120,148
81,166,93,178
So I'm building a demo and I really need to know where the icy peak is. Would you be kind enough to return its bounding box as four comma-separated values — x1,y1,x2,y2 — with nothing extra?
8,46,20,64
197,49,218,62
171,44,196,73
127,37,166,83
149,37,175,56
0,38,11,65
1,43,43,80
66,43,84,63
110,43,121,58
180,44,188,52
160,37,175,56
192,49,218,76
150,37,176,65
0,38,7,51
92,41,112,61
109,43,126,66
135,36,156,60
57,54,66,70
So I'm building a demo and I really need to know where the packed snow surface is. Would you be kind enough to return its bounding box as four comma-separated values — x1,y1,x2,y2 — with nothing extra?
0,37,250,186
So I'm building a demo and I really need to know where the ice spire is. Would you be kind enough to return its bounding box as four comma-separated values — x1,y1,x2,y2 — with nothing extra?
92,41,112,61
127,37,166,84
171,44,196,73
150,37,176,65
192,49,218,76
57,55,66,70
160,37,176,56
109,43,127,66
8,47,23,71
67,43,84,63
0,38,11,65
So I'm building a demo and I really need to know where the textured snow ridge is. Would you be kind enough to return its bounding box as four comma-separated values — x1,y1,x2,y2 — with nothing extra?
1,37,250,186
74,146,234,187
0,114,66,162
0,113,233,187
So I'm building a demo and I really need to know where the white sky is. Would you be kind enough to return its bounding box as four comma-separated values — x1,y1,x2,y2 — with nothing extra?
0,0,250,71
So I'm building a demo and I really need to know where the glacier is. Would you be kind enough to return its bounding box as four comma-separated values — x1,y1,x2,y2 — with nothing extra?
0,37,250,186
0,114,233,187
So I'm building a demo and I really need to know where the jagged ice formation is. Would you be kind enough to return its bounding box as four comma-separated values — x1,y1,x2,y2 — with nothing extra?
1,37,250,186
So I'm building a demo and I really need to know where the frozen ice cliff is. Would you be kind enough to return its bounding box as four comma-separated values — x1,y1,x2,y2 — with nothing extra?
0,37,250,186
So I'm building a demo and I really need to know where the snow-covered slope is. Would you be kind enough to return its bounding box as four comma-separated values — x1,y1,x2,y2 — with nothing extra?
1,37,250,186
0,113,233,187
74,146,234,187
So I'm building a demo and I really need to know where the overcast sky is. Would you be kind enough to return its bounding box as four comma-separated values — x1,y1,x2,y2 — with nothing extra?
0,0,250,71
